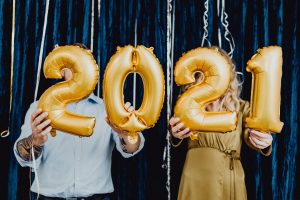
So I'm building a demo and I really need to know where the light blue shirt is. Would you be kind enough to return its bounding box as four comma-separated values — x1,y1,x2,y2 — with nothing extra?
14,93,145,198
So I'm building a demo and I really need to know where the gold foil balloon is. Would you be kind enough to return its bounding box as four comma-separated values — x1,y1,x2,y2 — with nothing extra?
245,46,284,133
38,45,99,137
174,47,237,139
103,45,165,138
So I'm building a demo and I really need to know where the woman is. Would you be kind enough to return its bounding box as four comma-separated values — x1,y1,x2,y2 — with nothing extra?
169,47,273,200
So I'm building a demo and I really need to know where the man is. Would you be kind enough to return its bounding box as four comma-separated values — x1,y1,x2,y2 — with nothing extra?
14,44,144,200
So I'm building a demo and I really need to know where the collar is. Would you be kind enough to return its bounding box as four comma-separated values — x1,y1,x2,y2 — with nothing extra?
86,92,102,104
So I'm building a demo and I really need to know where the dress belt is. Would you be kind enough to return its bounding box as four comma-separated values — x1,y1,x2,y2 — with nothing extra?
194,143,240,170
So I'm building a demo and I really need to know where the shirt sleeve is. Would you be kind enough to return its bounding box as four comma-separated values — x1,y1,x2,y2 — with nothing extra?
112,131,145,158
13,101,43,168
242,100,272,156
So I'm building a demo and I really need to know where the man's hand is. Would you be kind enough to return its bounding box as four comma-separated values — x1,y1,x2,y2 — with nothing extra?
106,102,141,153
31,108,52,147
106,102,134,135
249,129,273,149
169,117,192,139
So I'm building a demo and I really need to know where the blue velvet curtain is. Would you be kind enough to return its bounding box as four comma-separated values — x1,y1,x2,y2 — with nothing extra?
0,0,299,200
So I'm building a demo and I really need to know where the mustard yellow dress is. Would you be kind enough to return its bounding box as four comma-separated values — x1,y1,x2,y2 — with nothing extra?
177,100,272,200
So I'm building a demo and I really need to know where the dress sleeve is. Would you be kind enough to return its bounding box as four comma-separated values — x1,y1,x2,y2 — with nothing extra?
242,101,272,156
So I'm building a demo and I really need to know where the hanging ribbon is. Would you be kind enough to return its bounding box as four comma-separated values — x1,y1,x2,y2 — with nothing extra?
97,0,102,97
0,0,16,138
34,0,50,102
201,0,211,47
162,0,175,199
218,0,235,57
132,2,138,109
30,1,50,199
90,0,95,53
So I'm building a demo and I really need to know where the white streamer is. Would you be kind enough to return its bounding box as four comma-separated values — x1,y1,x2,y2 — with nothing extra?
97,0,101,97
90,0,95,53
34,0,50,102
163,0,175,199
31,147,40,200
201,0,211,47
220,0,235,57
132,6,138,108
217,0,222,47
1,0,15,138
31,1,50,199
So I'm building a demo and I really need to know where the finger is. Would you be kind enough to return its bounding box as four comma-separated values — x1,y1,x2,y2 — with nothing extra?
181,132,193,139
169,117,180,126
249,137,258,148
250,130,270,139
31,108,43,122
175,128,190,138
250,131,272,144
41,126,52,136
171,122,184,133
36,119,51,131
250,136,269,148
249,137,266,149
127,106,134,112
32,112,48,127
124,102,131,110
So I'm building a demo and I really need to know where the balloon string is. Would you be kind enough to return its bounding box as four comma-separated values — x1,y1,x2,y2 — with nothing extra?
217,0,222,47
132,2,138,109
221,0,235,57
31,147,40,200
201,0,211,47
90,0,95,53
30,1,50,199
97,0,102,97
163,0,175,199
1,0,16,138
34,0,50,102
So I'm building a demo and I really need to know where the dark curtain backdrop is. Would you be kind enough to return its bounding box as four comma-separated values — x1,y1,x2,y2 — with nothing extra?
0,0,299,200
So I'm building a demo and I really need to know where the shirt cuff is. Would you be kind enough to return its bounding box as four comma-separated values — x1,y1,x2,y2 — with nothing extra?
113,131,145,158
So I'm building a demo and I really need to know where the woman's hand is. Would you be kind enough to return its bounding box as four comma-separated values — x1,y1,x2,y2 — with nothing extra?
169,117,192,139
249,129,273,149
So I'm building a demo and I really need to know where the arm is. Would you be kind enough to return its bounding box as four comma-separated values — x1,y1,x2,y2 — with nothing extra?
107,102,145,158
14,102,52,167
112,131,145,158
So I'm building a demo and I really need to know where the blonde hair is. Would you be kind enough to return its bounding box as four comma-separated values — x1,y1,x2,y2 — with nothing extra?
181,47,242,112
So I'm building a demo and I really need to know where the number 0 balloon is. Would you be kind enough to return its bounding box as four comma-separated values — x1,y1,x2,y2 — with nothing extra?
38,45,99,137
103,45,165,137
